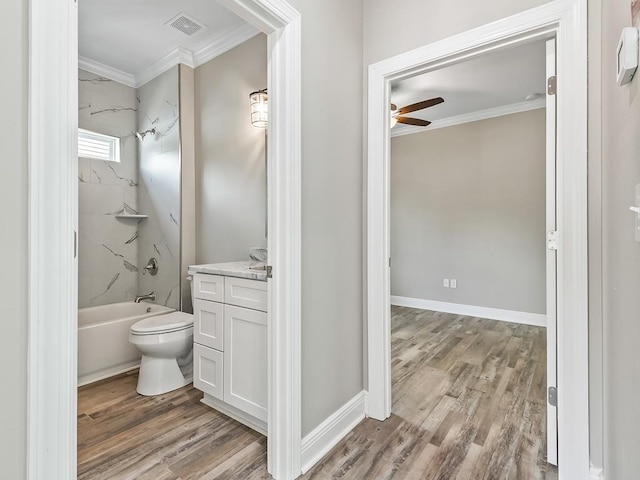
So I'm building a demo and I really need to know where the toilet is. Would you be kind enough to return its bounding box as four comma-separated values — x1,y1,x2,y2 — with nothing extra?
129,311,194,396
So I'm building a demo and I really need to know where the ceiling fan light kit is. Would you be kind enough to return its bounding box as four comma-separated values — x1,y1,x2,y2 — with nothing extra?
389,97,444,129
390,104,399,128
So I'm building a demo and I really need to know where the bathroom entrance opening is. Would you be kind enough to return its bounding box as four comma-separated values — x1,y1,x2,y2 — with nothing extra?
27,0,302,479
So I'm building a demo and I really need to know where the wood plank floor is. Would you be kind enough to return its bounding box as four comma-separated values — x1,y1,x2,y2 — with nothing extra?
77,371,269,479
304,307,557,480
78,306,556,479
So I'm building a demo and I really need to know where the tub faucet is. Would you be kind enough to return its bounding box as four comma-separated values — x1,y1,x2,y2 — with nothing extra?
135,292,156,303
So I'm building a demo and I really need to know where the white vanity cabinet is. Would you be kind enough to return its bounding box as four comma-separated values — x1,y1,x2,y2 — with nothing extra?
191,272,268,434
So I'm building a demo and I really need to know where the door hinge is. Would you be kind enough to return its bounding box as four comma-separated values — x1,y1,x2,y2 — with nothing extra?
266,265,273,279
389,257,391,268
548,386,558,407
547,76,557,95
547,230,558,251
74,230,77,258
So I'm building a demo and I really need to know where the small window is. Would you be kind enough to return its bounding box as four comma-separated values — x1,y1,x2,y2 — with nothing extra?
78,128,120,162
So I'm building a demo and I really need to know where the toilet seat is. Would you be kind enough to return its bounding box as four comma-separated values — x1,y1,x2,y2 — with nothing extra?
131,311,194,335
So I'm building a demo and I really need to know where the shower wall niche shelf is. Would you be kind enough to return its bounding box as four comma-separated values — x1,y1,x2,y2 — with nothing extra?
115,214,148,219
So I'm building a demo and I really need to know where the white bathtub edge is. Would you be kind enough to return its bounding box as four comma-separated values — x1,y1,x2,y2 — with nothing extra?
78,301,176,386
78,362,140,387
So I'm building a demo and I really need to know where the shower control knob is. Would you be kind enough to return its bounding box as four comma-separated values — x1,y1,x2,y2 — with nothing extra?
143,258,158,276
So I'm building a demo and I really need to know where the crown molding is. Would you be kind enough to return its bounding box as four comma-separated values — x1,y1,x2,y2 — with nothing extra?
80,21,260,88
193,22,260,67
390,98,546,138
136,46,194,87
78,56,137,88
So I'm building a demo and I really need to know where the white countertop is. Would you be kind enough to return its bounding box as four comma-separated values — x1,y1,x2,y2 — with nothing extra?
188,261,268,281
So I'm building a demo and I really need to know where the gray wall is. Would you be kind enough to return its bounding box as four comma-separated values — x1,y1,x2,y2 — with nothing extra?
286,0,365,436
601,0,640,477
363,0,550,65
390,110,546,314
194,34,267,264
137,66,182,309
78,69,139,308
0,0,27,475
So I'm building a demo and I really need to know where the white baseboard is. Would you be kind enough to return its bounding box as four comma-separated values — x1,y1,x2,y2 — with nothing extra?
390,295,547,327
300,391,366,473
590,465,604,480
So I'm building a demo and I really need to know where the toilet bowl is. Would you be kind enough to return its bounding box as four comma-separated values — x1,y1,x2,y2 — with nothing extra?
129,311,194,396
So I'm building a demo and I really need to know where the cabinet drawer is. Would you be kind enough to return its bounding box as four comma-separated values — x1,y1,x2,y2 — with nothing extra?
224,277,267,312
193,298,224,351
193,274,225,302
193,343,223,400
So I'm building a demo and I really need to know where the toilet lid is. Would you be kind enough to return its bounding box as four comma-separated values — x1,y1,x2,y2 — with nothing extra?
131,311,194,335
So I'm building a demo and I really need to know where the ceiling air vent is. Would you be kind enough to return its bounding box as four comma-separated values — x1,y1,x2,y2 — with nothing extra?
166,12,206,36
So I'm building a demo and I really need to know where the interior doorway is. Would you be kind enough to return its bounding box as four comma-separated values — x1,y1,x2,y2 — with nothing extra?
365,3,588,478
28,0,302,479
386,36,556,473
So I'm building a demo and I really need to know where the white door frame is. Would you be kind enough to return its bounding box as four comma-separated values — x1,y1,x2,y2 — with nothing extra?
545,37,558,466
27,0,302,479
366,1,588,478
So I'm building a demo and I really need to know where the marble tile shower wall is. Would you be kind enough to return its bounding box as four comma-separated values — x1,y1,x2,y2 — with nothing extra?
78,69,139,308
137,66,181,310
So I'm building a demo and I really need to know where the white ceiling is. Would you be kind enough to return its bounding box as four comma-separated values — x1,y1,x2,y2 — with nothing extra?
79,2,545,124
390,40,547,135
79,0,256,86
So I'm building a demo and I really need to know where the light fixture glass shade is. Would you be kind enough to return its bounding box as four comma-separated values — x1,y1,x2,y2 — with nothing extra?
250,89,268,128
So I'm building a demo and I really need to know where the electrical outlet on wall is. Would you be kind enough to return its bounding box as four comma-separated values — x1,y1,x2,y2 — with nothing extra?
443,279,449,288
450,279,457,289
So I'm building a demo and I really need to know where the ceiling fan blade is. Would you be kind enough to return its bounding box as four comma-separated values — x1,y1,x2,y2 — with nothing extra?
397,116,431,127
398,97,444,115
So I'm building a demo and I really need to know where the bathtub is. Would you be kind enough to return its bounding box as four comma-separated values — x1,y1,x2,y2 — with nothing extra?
78,301,174,386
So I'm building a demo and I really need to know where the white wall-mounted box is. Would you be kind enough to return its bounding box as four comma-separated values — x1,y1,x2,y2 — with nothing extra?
617,27,639,86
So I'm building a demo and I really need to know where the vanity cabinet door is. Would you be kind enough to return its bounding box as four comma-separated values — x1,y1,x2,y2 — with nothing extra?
193,343,223,400
223,305,268,421
193,298,224,351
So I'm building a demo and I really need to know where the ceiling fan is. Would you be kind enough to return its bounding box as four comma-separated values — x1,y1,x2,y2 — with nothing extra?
390,97,444,128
